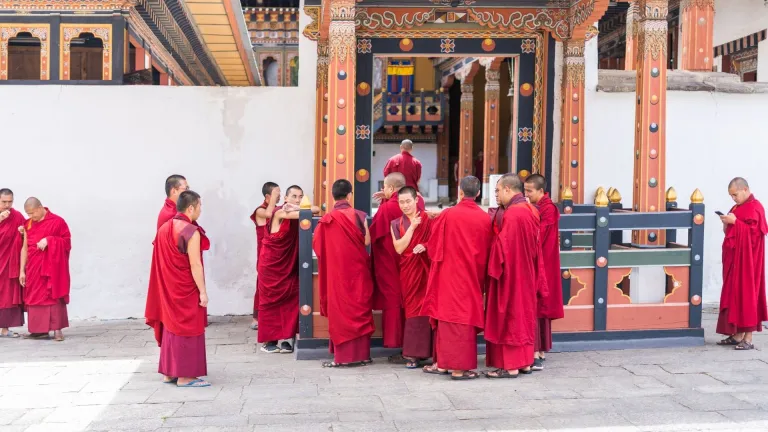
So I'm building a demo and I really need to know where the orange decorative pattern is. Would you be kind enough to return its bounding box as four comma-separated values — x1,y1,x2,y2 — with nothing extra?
680,0,714,72
607,268,632,305
553,268,594,333
300,305,312,315
481,58,502,187
0,0,135,9
60,24,112,80
313,40,329,211
664,266,690,304
457,62,479,181
0,24,49,80
625,1,638,70
560,38,586,203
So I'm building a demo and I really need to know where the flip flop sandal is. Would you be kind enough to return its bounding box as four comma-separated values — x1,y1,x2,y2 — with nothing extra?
451,371,479,380
388,354,408,364
485,369,518,379
177,379,211,387
322,361,342,368
718,336,742,346
249,323,258,330
405,361,420,369
735,341,755,351
422,365,450,375
519,367,533,375
0,331,20,338
23,333,49,340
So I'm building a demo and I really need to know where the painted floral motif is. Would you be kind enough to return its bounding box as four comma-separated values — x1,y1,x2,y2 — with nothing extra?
521,39,536,54
518,127,533,142
440,38,455,54
356,125,371,140
357,39,372,54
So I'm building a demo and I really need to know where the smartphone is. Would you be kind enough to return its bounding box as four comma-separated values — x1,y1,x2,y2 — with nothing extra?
715,211,724,216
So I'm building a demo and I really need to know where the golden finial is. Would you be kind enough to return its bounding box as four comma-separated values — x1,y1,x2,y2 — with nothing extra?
666,187,678,202
595,186,605,198
300,195,312,209
607,187,616,198
561,186,574,201
595,190,609,207
609,188,622,203
690,188,704,204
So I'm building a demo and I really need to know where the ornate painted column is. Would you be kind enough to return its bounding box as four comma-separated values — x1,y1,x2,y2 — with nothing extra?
456,63,478,182
436,80,452,200
323,0,356,211
632,0,668,247
559,39,586,204
625,2,638,71
313,40,329,210
481,59,502,204
680,0,714,72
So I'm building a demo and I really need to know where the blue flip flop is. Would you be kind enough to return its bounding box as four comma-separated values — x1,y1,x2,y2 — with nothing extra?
177,379,211,388
0,331,20,338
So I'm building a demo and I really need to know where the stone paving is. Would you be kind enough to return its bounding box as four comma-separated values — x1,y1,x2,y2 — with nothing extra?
3,309,768,431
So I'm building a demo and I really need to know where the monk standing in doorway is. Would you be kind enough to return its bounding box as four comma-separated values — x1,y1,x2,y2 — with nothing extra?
383,139,422,192
524,174,564,370
249,182,280,331
313,179,375,367
0,189,25,338
485,174,547,378
22,198,71,342
421,176,491,380
158,175,189,230
717,177,768,351
146,190,210,387
391,186,433,369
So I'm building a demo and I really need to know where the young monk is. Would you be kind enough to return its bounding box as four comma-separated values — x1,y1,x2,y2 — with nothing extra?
146,191,211,387
369,173,425,362
21,198,71,342
313,179,375,367
524,174,564,370
485,174,547,378
0,189,25,338
157,174,189,230
717,177,768,351
258,185,320,353
249,182,280,330
421,176,491,380
391,186,432,369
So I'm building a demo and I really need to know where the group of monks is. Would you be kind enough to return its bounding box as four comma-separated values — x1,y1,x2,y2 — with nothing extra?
0,189,72,342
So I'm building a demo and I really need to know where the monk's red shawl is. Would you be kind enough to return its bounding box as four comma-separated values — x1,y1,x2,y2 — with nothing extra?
392,213,431,319
420,198,491,329
250,201,270,258
24,210,71,307
313,202,375,345
485,198,548,347
720,194,768,328
0,209,25,309
146,214,207,345
383,152,423,192
536,194,564,320
157,198,176,230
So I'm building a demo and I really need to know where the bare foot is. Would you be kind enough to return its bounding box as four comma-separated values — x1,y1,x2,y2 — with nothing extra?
176,377,211,387
53,330,64,342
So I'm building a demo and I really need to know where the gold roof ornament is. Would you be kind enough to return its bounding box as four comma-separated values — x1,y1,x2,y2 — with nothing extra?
595,186,605,198
609,188,622,203
595,190,609,207
561,186,574,201
690,189,704,204
607,187,616,198
300,195,312,209
666,187,678,202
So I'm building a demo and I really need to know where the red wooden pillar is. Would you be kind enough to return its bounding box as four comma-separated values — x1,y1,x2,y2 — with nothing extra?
482,59,502,203
560,39,586,204
632,0,668,247
680,0,714,72
457,63,479,181
436,86,451,197
324,0,356,209
625,1,638,71
313,40,329,211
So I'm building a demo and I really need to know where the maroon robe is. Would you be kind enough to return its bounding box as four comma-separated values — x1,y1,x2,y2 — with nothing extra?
250,201,269,319
383,151,423,192
146,214,208,377
535,193,564,352
486,194,548,370
24,209,71,333
0,209,25,328
257,207,299,343
421,198,491,370
717,194,768,335
314,201,375,363
157,198,176,231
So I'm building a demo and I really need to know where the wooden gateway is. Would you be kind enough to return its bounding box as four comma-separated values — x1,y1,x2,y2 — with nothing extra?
296,0,707,359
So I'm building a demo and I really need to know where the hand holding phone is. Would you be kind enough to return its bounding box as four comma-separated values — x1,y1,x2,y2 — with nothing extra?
715,211,724,216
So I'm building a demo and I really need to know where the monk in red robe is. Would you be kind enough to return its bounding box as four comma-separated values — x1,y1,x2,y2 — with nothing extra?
314,179,375,367
370,173,425,362
485,174,547,378
146,191,210,387
21,198,71,342
0,189,26,338
249,182,280,330
157,174,189,230
383,139,422,192
525,174,564,370
717,177,768,351
421,176,491,380
258,185,319,353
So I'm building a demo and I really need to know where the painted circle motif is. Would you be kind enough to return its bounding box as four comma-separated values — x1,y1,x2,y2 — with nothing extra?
357,82,371,96
323,114,328,124
691,295,702,306
564,239,571,245
649,177,658,188
323,92,329,101
321,203,327,211
338,98,346,109
337,125,346,135
322,180,327,188
336,153,346,163
573,93,579,101
490,104,496,109
399,38,414,52
564,206,573,214
356,169,370,183
596,257,607,268
651,67,660,77
571,160,578,168
572,138,578,146
698,17,706,25
520,83,533,97
562,271,571,279
650,123,659,133
694,214,704,225
650,149,658,159
323,137,328,146
572,116,579,124
481,38,496,52
322,158,327,167
300,219,311,230
651,95,659,105
571,181,578,189
519,170,529,179
300,305,312,316
649,205,656,211
648,232,658,243
338,70,347,80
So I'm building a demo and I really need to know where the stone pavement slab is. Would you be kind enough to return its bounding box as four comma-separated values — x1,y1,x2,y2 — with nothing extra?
2,312,768,431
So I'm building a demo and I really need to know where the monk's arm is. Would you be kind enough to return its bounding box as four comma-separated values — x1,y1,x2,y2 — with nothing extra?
364,220,371,247
392,225,415,254
254,207,270,225
20,229,28,276
187,232,207,296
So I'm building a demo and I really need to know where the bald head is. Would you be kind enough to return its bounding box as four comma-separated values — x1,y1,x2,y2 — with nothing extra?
728,177,752,205
24,197,42,210
383,172,407,199
729,177,749,190
24,197,46,222
498,173,523,193
400,139,413,152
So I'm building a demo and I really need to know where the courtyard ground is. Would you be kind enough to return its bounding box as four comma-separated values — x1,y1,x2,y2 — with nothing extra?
2,308,768,432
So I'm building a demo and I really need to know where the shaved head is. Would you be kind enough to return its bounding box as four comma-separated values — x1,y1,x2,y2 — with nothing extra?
729,177,749,190
400,139,413,151
384,172,406,190
728,177,752,205
24,197,42,209
24,197,46,222
498,173,523,193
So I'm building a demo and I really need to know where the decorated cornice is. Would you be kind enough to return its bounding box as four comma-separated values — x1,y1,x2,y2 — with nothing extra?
0,0,135,10
126,9,192,85
303,5,320,41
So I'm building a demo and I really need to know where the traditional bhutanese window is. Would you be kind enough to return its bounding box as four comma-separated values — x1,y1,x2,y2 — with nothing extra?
387,59,414,93
716,30,765,82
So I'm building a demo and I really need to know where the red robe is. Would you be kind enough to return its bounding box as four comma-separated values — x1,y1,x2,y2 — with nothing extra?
717,194,768,334
391,213,432,319
145,214,208,346
257,206,300,342
0,209,25,318
535,194,564,353
157,198,176,231
314,201,375,362
383,151,423,192
24,209,71,307
250,201,269,318
486,195,548,370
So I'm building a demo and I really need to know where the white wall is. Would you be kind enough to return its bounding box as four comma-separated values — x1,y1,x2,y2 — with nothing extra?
713,0,768,81
587,90,768,303
371,143,438,201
